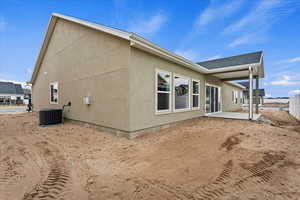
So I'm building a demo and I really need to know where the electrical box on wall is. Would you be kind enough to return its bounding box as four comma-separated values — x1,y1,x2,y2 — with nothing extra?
83,96,91,105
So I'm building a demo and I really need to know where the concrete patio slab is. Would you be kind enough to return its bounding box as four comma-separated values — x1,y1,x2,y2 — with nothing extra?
206,112,261,121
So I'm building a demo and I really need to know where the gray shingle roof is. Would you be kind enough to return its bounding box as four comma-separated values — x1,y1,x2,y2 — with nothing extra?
0,82,24,95
237,81,249,88
237,81,265,96
243,89,265,97
197,51,263,70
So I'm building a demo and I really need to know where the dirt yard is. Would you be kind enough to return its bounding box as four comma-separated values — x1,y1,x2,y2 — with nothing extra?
0,111,300,200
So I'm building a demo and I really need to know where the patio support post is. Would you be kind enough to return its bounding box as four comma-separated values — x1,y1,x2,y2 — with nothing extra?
249,66,253,120
255,76,259,114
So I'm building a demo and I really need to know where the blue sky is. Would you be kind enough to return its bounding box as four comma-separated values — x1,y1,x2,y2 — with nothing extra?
1,0,300,97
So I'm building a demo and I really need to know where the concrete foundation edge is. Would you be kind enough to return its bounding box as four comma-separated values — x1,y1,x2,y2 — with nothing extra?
65,116,204,139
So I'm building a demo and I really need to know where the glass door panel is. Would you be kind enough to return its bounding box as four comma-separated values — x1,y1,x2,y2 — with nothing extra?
206,85,221,113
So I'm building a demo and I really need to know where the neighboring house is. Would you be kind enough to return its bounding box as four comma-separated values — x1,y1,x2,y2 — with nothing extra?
30,13,264,138
23,88,32,105
238,81,265,105
0,82,25,105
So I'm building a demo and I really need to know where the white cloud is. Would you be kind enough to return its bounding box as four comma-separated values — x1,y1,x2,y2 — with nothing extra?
204,54,222,61
288,56,300,63
174,49,199,61
289,90,300,95
228,32,267,47
196,0,244,29
270,75,300,86
0,16,6,32
224,0,298,34
265,94,272,98
178,0,244,48
26,67,33,75
128,13,167,36
226,0,300,47
229,34,253,47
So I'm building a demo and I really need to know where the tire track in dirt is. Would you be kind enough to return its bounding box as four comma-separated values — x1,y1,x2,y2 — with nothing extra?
0,168,22,200
22,141,72,200
192,160,233,200
23,156,71,200
0,139,29,200
128,152,286,200
229,152,286,195
129,160,233,200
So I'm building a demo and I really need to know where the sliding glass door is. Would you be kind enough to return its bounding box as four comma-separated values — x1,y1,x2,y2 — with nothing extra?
206,85,221,113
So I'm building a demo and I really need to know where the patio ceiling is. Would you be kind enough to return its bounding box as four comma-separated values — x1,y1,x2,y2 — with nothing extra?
198,51,264,81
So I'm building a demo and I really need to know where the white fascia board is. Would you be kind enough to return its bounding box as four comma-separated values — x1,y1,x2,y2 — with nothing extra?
30,12,265,85
30,15,57,84
258,53,265,78
130,34,209,73
226,81,246,90
52,13,131,40
206,63,257,74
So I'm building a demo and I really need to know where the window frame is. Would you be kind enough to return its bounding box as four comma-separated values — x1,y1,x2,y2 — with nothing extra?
155,69,172,114
173,73,191,112
49,82,59,104
192,79,200,110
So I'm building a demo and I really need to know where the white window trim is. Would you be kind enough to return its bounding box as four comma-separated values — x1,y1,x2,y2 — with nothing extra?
232,90,235,104
173,73,191,112
192,79,200,110
240,91,243,104
205,83,222,114
155,69,172,115
50,82,59,104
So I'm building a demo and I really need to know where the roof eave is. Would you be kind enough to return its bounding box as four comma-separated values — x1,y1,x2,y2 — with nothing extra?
226,81,246,89
30,15,58,84
129,34,209,73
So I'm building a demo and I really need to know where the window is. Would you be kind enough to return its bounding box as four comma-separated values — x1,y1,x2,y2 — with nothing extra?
50,82,58,104
156,70,171,112
174,75,190,110
240,91,243,104
192,80,200,109
235,91,238,104
232,90,238,104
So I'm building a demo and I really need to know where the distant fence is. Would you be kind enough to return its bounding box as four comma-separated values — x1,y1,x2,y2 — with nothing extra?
289,94,300,120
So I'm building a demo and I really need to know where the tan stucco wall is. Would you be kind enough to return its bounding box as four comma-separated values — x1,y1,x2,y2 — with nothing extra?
32,18,245,133
32,18,131,131
128,48,206,132
221,82,244,111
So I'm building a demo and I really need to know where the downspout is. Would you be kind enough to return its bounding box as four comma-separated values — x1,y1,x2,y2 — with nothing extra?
249,66,253,120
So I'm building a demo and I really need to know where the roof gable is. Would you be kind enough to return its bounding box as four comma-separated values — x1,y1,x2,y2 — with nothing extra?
29,13,264,84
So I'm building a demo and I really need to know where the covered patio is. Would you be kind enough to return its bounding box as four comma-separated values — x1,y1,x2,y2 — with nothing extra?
198,51,265,120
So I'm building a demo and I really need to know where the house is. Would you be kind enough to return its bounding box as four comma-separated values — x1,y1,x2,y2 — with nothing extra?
0,81,25,105
23,88,32,105
30,13,264,138
238,81,265,104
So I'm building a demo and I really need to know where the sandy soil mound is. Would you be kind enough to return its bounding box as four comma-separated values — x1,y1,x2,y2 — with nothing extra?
261,110,299,125
0,112,300,199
